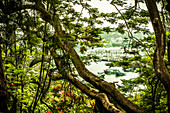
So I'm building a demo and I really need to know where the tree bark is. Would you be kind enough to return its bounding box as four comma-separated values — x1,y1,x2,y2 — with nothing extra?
33,4,149,112
145,0,170,112
50,47,123,113
19,3,150,113
0,45,8,113
167,40,170,65
58,38,149,113
2,1,170,112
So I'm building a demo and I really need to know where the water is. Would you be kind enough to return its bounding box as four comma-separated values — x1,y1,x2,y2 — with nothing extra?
85,61,139,85
76,46,142,85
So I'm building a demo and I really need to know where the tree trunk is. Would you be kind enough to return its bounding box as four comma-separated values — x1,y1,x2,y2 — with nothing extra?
145,0,170,112
59,39,149,113
25,4,149,113
0,45,8,113
167,40,170,65
50,47,123,113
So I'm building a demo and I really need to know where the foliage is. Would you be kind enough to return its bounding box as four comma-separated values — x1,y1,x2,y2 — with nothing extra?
0,0,170,113
106,36,168,112
50,81,94,113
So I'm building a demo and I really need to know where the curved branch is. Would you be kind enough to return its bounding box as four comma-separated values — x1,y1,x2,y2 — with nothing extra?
110,1,152,59
66,72,123,113
58,37,149,113
144,0,170,90
110,1,131,35
50,47,123,113
18,3,149,113
145,0,170,112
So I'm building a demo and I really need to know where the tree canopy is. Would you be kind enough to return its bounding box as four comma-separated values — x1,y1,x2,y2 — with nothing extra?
0,0,170,113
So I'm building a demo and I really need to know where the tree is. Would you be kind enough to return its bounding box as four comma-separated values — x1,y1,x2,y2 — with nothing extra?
0,0,170,113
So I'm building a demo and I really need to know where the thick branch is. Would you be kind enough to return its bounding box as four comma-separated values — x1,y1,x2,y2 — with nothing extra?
50,47,123,113
66,72,123,113
144,0,170,90
145,1,170,112
19,3,149,113
58,37,149,113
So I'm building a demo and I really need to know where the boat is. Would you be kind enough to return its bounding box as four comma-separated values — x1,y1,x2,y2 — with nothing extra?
104,69,120,75
104,68,126,76
115,72,126,76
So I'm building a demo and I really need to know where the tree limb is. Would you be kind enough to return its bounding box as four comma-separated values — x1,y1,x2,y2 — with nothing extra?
145,0,170,112
17,3,150,113
145,0,170,91
50,47,123,113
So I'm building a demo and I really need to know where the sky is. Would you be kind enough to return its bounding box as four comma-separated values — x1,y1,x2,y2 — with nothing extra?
74,0,154,32
87,0,117,13
74,0,118,27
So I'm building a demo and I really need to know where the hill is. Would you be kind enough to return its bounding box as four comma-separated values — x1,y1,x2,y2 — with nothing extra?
100,31,144,47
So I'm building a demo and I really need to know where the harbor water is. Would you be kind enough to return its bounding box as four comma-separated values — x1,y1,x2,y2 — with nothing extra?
85,61,139,85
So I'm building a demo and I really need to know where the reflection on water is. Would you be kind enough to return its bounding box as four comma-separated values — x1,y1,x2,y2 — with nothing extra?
85,61,139,85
